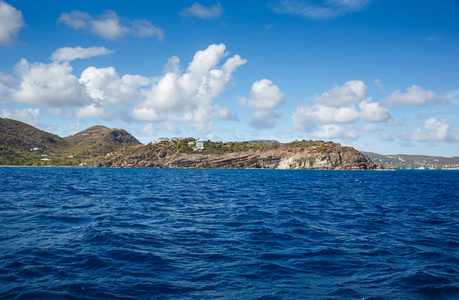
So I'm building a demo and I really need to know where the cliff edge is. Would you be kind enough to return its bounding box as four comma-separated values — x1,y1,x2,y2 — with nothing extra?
93,140,382,170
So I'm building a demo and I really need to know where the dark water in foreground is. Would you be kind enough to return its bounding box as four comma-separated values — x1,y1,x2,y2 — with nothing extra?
0,167,458,299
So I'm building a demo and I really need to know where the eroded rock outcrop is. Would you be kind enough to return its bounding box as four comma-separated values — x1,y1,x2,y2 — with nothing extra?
93,141,382,170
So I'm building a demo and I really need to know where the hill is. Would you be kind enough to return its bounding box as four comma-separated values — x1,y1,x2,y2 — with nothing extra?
62,125,142,159
0,118,69,165
0,118,141,166
363,152,459,169
93,139,383,170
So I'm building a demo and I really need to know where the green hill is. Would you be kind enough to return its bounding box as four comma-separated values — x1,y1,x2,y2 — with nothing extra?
62,125,142,159
363,152,459,169
0,118,141,166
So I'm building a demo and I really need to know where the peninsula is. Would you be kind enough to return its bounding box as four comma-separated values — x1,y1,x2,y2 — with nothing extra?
0,118,382,170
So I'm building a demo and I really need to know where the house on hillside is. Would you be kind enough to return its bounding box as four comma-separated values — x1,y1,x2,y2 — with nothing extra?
196,139,206,150
156,137,170,144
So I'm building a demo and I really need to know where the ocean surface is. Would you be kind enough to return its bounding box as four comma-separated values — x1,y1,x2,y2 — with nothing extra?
0,167,458,299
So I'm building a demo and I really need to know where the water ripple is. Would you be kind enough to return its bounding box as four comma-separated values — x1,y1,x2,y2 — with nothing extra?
0,168,458,299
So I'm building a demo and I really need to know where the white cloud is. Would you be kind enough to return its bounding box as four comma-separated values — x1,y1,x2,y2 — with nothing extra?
0,0,25,46
292,81,365,132
141,123,156,136
410,117,450,142
79,66,149,104
291,104,359,131
132,20,164,40
0,108,40,125
57,10,91,29
311,124,360,140
215,104,238,121
132,107,162,123
11,59,87,107
75,104,111,120
58,10,164,41
179,2,224,19
314,80,367,107
136,44,246,134
51,46,114,61
359,99,390,122
272,0,370,20
90,10,129,40
239,79,285,127
385,85,437,107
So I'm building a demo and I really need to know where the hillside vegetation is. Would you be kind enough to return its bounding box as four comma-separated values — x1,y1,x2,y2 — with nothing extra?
363,152,459,169
94,138,382,170
0,118,141,166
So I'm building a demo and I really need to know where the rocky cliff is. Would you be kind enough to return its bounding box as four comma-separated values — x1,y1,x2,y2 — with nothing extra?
93,140,382,170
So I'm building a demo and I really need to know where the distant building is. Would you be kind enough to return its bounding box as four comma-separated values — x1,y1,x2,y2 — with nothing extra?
171,137,183,141
156,137,170,144
196,139,206,150
188,141,195,147
31,147,40,151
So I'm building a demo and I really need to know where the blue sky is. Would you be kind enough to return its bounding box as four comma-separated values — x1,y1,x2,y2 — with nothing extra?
0,0,458,156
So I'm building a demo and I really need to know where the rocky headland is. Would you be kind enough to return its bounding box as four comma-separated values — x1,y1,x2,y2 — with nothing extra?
0,118,382,170
93,140,383,170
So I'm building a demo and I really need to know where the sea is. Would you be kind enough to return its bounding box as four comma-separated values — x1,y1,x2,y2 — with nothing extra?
0,167,458,299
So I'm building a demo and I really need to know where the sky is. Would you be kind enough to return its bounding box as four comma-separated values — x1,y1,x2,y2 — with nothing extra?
0,0,458,157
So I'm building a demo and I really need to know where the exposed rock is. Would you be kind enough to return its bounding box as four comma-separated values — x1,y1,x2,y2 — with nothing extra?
93,141,383,170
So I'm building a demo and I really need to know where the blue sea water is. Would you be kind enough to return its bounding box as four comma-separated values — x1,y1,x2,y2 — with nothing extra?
0,167,458,299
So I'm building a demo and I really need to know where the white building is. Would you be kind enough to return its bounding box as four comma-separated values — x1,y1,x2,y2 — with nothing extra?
196,139,206,150
156,137,170,144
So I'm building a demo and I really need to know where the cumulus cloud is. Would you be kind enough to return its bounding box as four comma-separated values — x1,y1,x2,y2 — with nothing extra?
179,2,224,19
75,103,112,120
314,80,367,107
292,80,367,132
272,0,370,20
384,85,443,107
239,79,285,128
359,99,390,122
293,104,359,125
0,0,25,46
11,59,87,107
135,44,246,133
0,108,40,125
311,124,360,140
79,66,149,105
51,46,114,61
410,117,451,142
215,104,238,121
58,10,164,41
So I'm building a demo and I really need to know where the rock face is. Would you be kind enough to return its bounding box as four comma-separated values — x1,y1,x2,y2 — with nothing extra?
93,141,382,170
